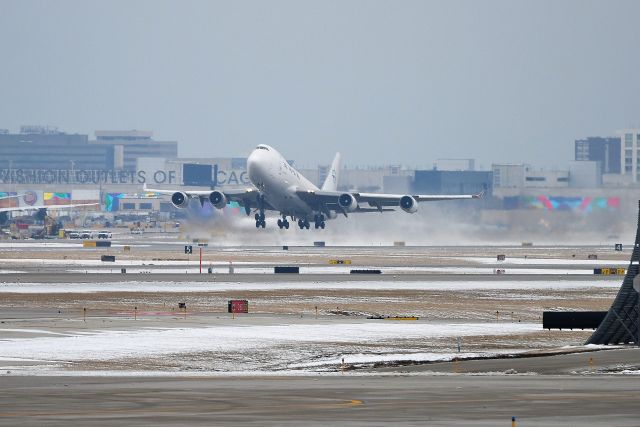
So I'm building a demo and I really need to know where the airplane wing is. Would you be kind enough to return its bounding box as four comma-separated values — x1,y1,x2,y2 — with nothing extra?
296,190,482,214
357,192,482,205
0,203,99,213
144,185,264,214
144,185,259,203
143,186,211,197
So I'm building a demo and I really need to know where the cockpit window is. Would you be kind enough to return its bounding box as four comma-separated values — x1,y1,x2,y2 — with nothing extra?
256,145,270,151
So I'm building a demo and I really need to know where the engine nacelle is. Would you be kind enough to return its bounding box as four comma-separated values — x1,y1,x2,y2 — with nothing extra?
209,191,227,209
399,195,418,213
171,191,189,208
338,193,358,212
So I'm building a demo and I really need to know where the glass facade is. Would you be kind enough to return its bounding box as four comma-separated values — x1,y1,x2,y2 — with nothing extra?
618,131,640,182
574,137,621,174
0,132,114,170
91,132,178,171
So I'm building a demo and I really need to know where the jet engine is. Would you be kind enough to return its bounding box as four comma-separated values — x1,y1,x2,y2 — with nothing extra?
338,193,358,212
171,191,189,208
399,195,418,213
209,191,227,209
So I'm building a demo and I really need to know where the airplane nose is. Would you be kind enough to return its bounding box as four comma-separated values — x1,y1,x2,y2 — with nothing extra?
247,149,258,173
247,149,264,184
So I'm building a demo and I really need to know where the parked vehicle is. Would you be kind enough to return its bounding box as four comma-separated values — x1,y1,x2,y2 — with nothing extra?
97,230,112,239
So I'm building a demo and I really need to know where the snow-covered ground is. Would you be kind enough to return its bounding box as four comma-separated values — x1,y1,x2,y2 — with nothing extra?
61,266,598,274
0,321,539,375
0,279,621,294
0,255,616,274
462,256,628,266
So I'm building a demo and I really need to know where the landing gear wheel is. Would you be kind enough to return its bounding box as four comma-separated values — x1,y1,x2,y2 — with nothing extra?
278,216,290,230
313,214,325,230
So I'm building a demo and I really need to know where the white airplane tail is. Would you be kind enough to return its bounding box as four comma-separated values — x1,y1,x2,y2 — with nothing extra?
321,152,341,191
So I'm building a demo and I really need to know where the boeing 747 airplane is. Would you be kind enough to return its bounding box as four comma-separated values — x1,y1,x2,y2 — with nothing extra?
145,144,482,230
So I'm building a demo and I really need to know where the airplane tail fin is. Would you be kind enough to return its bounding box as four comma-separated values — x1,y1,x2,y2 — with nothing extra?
321,152,341,191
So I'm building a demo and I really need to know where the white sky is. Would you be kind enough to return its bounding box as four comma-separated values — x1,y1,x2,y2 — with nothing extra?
1,0,639,169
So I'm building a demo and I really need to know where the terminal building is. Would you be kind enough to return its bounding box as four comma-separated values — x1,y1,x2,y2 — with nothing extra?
91,130,178,171
0,127,178,173
412,170,492,196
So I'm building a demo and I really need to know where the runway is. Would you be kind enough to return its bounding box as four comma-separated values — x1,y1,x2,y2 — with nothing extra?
2,370,640,426
0,240,638,425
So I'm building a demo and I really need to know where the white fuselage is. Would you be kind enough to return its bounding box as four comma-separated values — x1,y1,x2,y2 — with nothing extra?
246,144,318,217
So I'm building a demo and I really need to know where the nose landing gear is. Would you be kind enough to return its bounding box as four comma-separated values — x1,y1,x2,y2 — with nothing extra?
255,195,266,228
255,212,266,228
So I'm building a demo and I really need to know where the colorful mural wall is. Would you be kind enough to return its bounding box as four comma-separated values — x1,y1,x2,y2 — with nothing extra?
504,196,620,213
105,193,127,212
0,192,18,208
44,192,71,205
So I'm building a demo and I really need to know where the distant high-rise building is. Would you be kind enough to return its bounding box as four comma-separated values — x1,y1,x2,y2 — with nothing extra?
619,130,640,182
574,137,620,174
0,126,114,170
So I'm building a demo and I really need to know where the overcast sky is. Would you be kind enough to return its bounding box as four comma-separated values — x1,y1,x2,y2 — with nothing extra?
1,0,639,169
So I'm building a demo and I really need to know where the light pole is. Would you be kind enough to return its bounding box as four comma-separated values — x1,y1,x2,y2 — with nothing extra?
69,160,75,184
633,275,640,347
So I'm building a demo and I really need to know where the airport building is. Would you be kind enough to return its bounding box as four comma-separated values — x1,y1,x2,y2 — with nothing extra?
2,123,640,227
491,163,605,189
0,126,114,171
0,127,178,184
412,170,492,196
620,129,640,183
91,130,178,171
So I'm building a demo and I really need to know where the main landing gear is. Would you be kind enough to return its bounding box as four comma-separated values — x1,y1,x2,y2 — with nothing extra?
297,218,310,229
256,212,326,230
313,214,326,229
277,216,290,229
255,212,266,228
